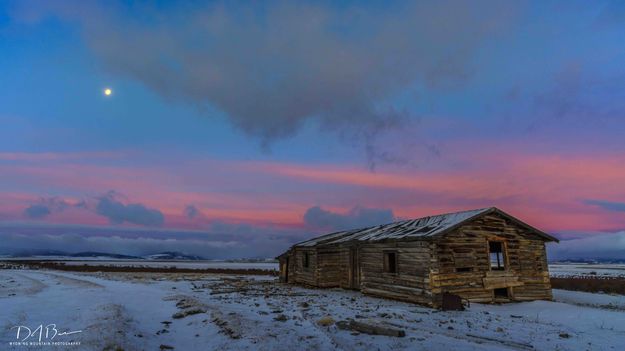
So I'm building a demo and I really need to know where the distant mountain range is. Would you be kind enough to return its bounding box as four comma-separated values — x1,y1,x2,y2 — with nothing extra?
1,249,206,260
143,251,204,260
66,251,142,259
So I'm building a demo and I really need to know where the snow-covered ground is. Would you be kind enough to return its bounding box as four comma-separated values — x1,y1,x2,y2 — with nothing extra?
48,260,279,271
1,269,624,351
549,264,625,278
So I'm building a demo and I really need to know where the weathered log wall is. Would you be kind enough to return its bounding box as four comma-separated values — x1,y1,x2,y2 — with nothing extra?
278,256,288,282
287,248,318,286
358,240,434,306
431,213,552,304
316,247,350,288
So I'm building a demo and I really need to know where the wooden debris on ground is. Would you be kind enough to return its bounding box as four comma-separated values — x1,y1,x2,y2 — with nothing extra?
170,296,207,319
211,311,241,339
336,319,405,337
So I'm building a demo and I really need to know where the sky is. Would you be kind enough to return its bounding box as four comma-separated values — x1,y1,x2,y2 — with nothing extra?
1,0,625,259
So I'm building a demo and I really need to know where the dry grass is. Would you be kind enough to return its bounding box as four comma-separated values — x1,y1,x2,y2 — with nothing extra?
1,260,278,276
317,316,335,326
551,277,625,295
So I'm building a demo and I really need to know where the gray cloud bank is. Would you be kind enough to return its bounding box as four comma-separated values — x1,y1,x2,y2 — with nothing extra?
23,196,75,219
14,1,518,166
583,199,625,213
548,231,625,261
0,222,308,259
22,191,165,227
7,209,625,260
96,191,164,227
23,204,51,219
304,205,394,231
184,205,200,219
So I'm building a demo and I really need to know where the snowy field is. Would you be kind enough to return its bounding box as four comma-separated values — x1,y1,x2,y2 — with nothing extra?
549,264,625,278
49,260,278,271
0,258,279,271
1,269,624,350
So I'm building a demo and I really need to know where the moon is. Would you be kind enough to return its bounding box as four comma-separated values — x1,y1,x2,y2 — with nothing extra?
104,88,112,96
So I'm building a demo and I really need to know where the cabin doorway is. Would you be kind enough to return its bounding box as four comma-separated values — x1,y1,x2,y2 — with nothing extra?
349,247,360,290
284,258,289,283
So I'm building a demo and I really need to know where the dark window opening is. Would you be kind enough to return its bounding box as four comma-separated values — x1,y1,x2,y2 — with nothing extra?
489,241,505,270
535,255,544,270
456,267,473,272
494,288,509,299
383,252,398,273
303,252,310,269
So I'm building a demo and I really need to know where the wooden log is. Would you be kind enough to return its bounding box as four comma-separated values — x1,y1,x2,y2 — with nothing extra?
465,333,534,350
336,320,406,337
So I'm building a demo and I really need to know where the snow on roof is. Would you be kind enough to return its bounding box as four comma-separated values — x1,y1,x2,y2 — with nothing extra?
295,207,493,247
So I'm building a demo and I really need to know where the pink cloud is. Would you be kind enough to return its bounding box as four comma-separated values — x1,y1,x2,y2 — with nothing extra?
249,152,625,232
2,149,625,233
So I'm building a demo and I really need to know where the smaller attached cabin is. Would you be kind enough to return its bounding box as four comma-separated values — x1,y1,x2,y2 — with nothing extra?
277,207,558,308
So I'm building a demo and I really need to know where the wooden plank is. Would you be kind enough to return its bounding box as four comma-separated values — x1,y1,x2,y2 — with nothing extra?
482,276,524,289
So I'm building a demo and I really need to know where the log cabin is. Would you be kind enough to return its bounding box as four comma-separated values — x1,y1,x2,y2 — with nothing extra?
277,207,558,308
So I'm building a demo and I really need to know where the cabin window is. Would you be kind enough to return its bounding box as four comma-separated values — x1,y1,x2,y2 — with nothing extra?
456,267,473,273
489,241,505,270
303,252,310,270
535,252,544,271
383,252,398,274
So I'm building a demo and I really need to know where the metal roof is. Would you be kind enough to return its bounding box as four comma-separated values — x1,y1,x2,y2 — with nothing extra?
292,207,558,248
